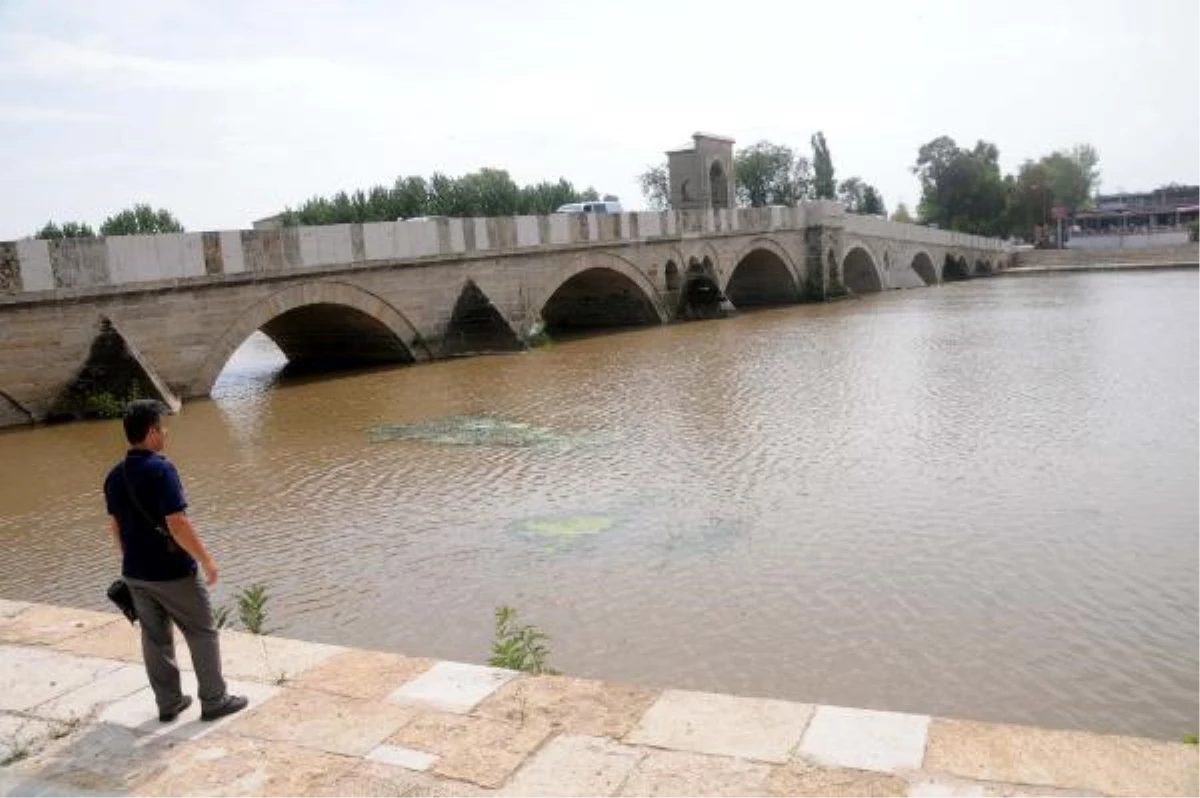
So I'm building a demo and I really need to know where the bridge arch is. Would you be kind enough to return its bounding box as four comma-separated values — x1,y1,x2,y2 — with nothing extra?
192,280,428,397
535,252,667,335
910,250,937,286
942,254,970,282
724,238,802,307
842,244,884,293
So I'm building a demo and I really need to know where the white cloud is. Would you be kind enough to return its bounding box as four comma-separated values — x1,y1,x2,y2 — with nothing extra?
0,104,110,123
0,0,1195,239
0,33,380,95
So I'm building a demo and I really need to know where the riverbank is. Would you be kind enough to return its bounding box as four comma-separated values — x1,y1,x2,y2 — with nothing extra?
1,600,1195,796
1006,242,1198,273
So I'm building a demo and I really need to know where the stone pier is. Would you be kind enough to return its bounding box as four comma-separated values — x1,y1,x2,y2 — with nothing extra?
1,600,1196,796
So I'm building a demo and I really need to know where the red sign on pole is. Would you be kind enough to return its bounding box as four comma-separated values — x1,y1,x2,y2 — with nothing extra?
1051,205,1070,221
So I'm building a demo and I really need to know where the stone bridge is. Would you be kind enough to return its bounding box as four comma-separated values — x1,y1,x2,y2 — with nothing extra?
0,201,1011,426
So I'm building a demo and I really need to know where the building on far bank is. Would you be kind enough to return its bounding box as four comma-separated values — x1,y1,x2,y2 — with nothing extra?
1066,184,1198,249
252,214,285,231
1071,184,1199,234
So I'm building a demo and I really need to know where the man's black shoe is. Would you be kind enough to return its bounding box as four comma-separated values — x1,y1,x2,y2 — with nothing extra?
200,694,248,722
158,695,193,723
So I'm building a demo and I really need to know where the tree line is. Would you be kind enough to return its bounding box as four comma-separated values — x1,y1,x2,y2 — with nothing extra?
637,132,1102,242
32,136,1103,244
278,169,615,226
913,136,1099,240
637,131,887,217
30,171,615,239
34,204,185,240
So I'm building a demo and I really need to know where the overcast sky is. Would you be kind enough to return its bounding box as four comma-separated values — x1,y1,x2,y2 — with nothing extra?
1,0,1196,239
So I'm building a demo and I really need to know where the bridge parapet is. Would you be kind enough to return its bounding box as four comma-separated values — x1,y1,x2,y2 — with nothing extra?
0,203,1008,303
840,213,1008,252
1,208,812,300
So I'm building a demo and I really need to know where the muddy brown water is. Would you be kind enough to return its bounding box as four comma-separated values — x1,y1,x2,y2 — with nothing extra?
1,270,1196,739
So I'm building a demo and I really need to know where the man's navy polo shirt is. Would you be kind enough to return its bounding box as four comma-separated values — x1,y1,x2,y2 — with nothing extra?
103,449,196,581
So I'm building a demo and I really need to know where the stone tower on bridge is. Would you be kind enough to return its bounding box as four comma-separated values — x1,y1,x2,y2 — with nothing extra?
667,133,735,210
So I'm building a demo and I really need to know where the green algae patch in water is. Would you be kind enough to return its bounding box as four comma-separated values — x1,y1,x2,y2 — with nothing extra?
519,515,615,539
368,415,579,449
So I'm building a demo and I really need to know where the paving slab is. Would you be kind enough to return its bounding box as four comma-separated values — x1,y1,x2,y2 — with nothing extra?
619,748,773,796
288,648,434,700
501,734,644,797
924,718,1200,797
29,664,147,723
8,722,174,794
98,674,279,742
0,715,62,767
768,761,909,796
364,743,438,771
0,645,123,712
0,600,31,619
53,621,144,664
317,759,495,797
797,705,930,773
128,731,357,796
385,661,518,714
626,689,814,763
220,687,414,757
477,675,659,738
0,606,122,647
388,710,552,788
215,630,345,684
907,775,1101,796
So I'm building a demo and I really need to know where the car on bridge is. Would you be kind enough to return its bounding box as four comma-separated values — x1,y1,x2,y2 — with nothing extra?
555,201,623,214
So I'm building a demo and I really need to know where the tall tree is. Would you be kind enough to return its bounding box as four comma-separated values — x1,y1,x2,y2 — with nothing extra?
1003,161,1053,241
811,131,836,200
837,177,865,211
912,136,1007,236
734,141,810,207
100,204,185,236
1001,145,1100,241
520,179,584,215
35,220,96,240
837,177,886,215
890,202,914,224
282,169,608,224
637,163,670,210
861,185,886,216
1040,144,1100,212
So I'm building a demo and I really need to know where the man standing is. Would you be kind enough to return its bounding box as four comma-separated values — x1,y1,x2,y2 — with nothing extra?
103,400,247,723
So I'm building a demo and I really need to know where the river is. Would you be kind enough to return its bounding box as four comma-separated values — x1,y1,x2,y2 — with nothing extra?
1,269,1196,739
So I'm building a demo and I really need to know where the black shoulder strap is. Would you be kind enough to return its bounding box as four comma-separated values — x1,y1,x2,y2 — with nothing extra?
120,460,166,534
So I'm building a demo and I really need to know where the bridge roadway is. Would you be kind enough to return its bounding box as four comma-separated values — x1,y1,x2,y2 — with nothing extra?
0,201,1010,426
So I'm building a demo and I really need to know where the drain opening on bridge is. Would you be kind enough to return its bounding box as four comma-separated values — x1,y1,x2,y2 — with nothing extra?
442,281,522,356
47,317,180,422
677,257,726,320
942,254,971,282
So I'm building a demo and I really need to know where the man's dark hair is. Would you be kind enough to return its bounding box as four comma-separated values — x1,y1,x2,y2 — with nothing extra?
123,399,167,444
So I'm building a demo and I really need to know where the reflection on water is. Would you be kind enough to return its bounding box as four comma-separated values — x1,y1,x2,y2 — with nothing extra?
1,271,1196,740
367,416,595,450
210,332,286,400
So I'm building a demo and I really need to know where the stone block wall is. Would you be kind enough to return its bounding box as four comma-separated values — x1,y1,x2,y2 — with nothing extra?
0,205,1013,302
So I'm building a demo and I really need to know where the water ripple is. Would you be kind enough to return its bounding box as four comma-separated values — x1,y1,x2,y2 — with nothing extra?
0,272,1196,739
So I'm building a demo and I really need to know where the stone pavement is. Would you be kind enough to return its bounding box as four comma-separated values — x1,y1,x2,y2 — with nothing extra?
1,599,1196,796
